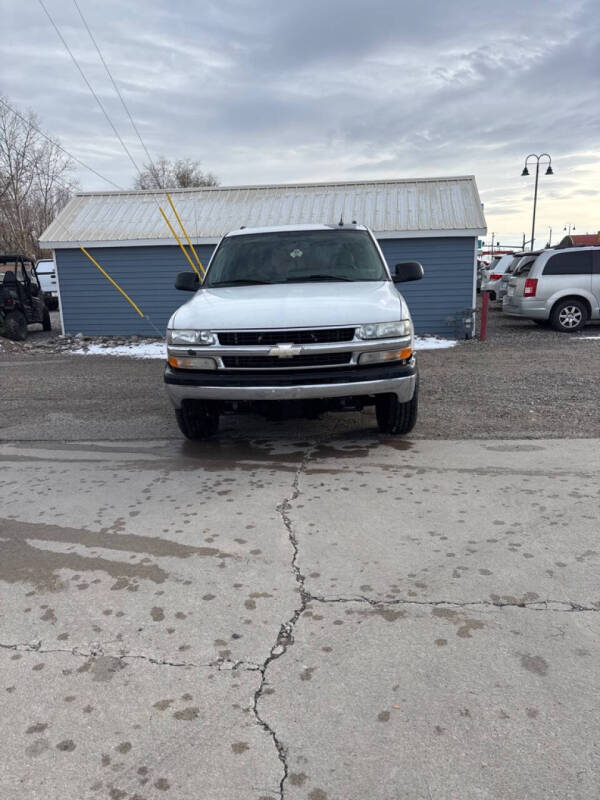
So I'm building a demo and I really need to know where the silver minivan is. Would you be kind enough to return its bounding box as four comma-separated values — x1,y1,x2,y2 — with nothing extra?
503,246,600,332
480,253,514,299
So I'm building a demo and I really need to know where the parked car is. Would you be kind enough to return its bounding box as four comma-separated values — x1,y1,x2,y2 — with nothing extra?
497,252,542,302
0,254,51,340
479,255,501,289
164,224,423,438
503,246,600,332
481,254,514,299
35,259,59,309
476,259,488,292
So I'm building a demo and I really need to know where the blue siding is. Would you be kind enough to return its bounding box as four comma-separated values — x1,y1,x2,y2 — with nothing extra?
56,245,216,336
56,237,475,337
379,237,475,337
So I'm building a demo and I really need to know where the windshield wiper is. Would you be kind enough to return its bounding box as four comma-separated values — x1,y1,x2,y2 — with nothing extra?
209,279,273,287
285,274,354,282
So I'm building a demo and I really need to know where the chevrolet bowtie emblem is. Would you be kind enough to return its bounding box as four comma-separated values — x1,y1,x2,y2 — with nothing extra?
269,344,302,358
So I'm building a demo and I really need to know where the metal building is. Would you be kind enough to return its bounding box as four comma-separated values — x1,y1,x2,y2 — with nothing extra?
40,176,487,338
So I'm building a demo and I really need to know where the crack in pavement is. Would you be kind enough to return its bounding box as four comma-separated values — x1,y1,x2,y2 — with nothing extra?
0,640,262,670
308,596,600,612
251,443,317,798
249,438,600,798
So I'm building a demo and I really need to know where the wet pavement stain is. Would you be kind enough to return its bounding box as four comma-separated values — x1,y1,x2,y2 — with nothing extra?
172,707,199,720
77,657,126,682
0,518,235,591
432,607,486,638
485,444,546,452
25,722,48,734
56,739,76,752
25,738,49,757
520,654,549,676
289,772,308,786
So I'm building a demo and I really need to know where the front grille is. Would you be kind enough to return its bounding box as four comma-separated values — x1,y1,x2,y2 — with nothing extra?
218,328,355,345
222,352,352,369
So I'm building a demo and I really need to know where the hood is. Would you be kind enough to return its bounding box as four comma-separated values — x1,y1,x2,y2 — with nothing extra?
169,281,407,330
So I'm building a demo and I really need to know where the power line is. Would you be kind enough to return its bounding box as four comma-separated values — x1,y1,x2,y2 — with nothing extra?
72,0,159,184
37,0,144,181
0,96,123,190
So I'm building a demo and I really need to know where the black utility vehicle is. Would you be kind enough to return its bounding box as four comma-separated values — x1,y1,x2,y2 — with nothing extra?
0,254,51,341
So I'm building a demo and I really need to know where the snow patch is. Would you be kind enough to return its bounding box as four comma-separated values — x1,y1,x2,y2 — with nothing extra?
72,342,166,359
414,336,457,350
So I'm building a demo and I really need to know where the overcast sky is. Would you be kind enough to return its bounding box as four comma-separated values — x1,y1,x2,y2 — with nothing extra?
3,0,599,246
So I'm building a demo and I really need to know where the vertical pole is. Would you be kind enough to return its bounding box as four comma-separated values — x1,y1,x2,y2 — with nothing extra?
480,290,489,342
531,159,540,251
522,233,526,250
548,226,552,246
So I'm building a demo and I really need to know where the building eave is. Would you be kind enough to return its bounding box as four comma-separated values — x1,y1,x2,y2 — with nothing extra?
42,228,486,250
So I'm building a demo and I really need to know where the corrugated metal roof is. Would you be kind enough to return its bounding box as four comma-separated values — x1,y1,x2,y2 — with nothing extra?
40,176,487,248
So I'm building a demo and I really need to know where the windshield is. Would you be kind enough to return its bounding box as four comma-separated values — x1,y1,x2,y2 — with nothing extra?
204,229,388,287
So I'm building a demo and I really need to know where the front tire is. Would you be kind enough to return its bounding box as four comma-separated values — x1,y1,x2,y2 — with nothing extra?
375,379,419,435
175,401,219,440
3,310,28,341
550,299,588,333
42,307,52,331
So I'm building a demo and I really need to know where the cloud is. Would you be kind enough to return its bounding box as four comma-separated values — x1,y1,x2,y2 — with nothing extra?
3,0,599,238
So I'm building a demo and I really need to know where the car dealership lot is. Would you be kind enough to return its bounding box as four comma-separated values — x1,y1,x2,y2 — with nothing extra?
1,314,599,799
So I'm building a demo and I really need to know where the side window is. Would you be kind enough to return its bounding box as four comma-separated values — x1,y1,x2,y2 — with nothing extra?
593,251,600,274
543,251,592,276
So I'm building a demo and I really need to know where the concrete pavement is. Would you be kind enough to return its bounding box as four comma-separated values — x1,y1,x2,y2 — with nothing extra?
1,436,599,799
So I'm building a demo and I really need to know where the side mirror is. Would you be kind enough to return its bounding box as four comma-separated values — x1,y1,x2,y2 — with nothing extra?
393,261,424,283
174,271,200,291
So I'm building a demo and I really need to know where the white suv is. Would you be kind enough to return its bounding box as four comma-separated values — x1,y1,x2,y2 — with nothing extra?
164,224,423,438
35,259,59,309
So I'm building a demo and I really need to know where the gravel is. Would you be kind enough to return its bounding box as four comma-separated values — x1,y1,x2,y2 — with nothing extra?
1,306,599,441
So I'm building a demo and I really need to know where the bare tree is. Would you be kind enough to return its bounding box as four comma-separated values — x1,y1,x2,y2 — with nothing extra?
133,156,218,190
0,97,78,259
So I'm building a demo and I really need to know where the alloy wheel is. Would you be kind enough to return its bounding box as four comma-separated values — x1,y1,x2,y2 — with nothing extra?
558,306,583,329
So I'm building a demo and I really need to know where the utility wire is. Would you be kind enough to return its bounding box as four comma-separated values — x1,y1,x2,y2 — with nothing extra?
37,0,144,181
72,0,159,184
0,97,123,190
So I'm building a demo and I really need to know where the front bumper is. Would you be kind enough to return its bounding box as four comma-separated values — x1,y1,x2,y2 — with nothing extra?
164,359,417,407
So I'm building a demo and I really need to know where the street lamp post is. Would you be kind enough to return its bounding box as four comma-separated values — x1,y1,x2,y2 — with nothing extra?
521,154,553,251
564,223,576,236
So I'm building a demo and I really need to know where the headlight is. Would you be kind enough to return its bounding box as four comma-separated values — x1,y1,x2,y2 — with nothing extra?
356,320,411,339
167,329,216,345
